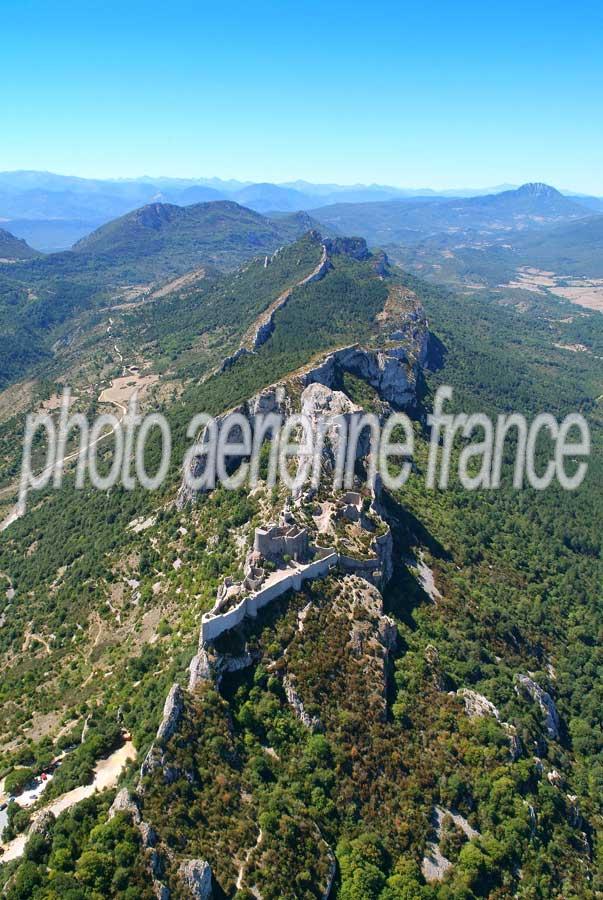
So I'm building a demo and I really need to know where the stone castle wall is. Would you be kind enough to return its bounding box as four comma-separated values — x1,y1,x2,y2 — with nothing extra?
200,550,338,644
253,524,309,560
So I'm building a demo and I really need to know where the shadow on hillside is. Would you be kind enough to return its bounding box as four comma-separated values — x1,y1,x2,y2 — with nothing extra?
381,491,449,560
412,332,447,420
381,492,450,630
425,332,447,372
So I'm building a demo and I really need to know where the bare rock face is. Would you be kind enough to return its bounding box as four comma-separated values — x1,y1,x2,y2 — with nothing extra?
301,382,367,466
375,526,394,586
177,386,287,507
30,810,55,839
424,644,446,692
109,788,141,823
506,728,523,761
178,859,213,899
157,683,184,744
515,675,561,740
140,684,186,784
109,788,164,897
300,344,419,410
300,381,362,421
458,689,501,720
566,794,582,829
134,820,156,850
188,648,213,690
458,688,523,759
283,675,322,732
324,236,371,261
321,846,337,900
378,614,398,652
216,651,254,675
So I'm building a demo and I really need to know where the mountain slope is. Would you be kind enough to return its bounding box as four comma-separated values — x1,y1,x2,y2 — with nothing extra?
2,171,599,252
566,194,603,213
0,227,41,260
392,212,603,288
512,213,603,276
112,230,327,381
1,235,601,896
462,181,589,219
0,204,318,390
71,200,306,278
311,183,592,246
231,182,315,212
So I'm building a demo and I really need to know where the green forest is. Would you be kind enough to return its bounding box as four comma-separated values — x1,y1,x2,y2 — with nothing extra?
0,234,601,898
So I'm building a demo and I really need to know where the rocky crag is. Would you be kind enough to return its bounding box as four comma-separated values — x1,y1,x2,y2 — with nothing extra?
117,256,434,898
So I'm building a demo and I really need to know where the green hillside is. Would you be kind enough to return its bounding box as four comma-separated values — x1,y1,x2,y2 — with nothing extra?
0,203,320,390
513,214,603,277
0,225,601,899
0,227,41,261
388,213,603,290
114,230,326,380
71,200,296,278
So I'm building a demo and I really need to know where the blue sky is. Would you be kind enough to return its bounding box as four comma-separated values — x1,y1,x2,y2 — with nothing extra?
2,0,602,192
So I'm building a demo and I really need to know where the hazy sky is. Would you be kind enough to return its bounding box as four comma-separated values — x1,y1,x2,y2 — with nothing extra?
3,0,602,192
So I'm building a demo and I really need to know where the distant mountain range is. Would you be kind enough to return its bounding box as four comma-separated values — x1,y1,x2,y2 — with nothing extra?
2,170,601,252
310,183,592,245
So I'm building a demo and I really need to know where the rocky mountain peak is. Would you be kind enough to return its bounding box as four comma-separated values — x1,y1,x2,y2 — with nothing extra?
516,182,562,198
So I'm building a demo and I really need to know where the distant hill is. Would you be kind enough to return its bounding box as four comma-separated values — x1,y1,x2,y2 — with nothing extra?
389,210,603,288
0,201,322,388
0,227,41,260
311,183,592,246
70,200,310,280
230,183,314,213
568,194,603,213
174,185,226,205
513,214,603,277
461,182,589,220
268,210,339,239
0,173,231,251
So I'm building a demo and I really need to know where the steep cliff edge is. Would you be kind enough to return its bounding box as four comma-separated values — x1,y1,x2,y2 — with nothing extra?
98,233,441,898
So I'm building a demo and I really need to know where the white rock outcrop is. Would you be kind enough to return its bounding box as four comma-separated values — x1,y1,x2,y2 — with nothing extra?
515,675,560,740
157,683,185,744
300,343,419,410
458,687,523,760
178,859,213,899
458,689,501,720
283,675,322,732
109,788,141,823
188,647,213,690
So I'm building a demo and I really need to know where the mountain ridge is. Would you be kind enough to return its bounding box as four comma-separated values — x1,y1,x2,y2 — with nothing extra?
310,182,592,246
2,172,601,252
0,227,41,260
